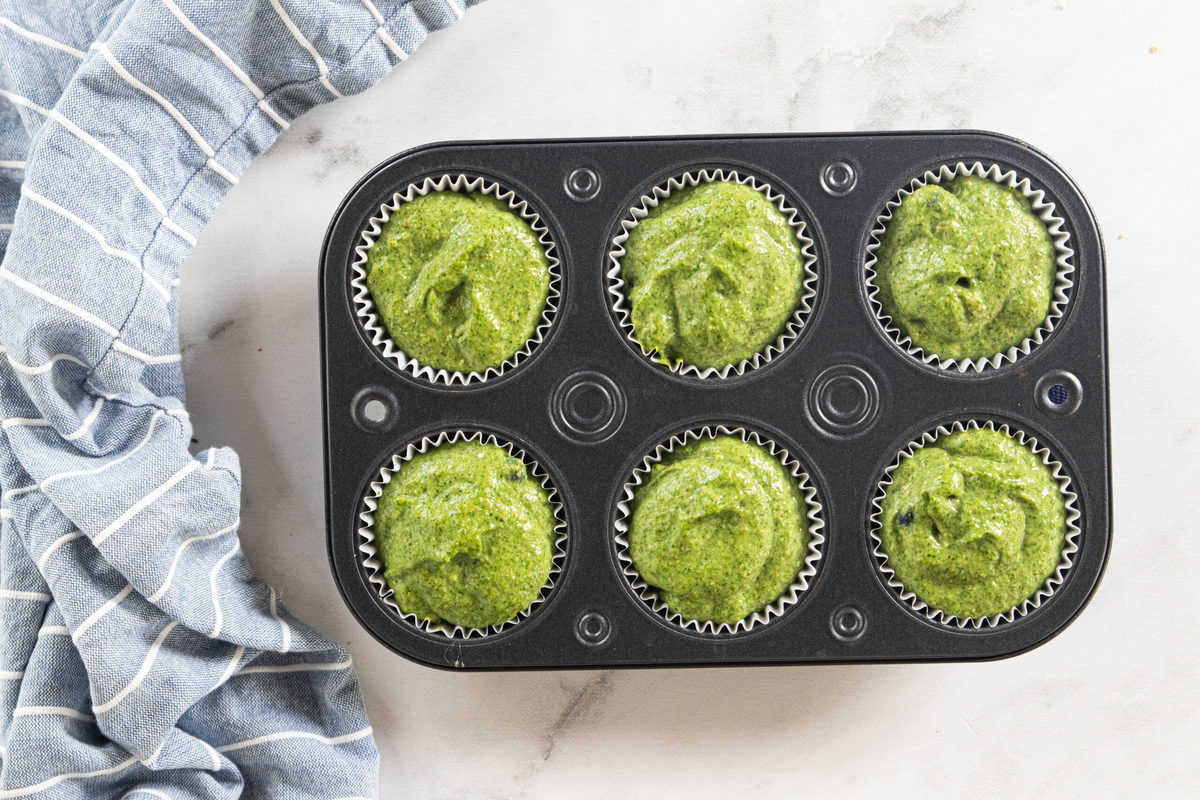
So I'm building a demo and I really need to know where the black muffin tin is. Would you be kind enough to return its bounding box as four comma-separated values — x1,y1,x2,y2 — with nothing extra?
319,132,1110,670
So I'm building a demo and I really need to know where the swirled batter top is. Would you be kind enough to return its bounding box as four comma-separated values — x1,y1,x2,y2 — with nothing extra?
374,441,556,629
620,180,806,369
874,175,1056,361
628,435,809,624
365,191,550,374
878,427,1067,619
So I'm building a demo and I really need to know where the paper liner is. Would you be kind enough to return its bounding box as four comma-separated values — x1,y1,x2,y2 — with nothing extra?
613,424,825,635
357,429,568,639
868,419,1082,630
864,161,1075,373
350,174,561,386
606,168,819,379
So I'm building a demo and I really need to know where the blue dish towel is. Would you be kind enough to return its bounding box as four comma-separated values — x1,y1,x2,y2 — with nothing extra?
0,1,480,796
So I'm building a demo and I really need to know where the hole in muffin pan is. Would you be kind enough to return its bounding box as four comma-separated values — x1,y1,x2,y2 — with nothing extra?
351,387,397,433
321,132,1110,669
1036,370,1084,415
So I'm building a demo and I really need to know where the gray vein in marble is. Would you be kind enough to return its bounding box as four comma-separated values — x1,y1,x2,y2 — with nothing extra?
542,671,612,762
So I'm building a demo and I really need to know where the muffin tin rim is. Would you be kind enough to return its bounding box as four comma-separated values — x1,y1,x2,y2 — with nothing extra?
319,131,1111,669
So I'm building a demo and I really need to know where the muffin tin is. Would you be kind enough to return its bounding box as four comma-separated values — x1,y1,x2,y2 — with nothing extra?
319,131,1111,670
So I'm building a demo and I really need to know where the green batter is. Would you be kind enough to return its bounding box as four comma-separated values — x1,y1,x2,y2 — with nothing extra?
879,428,1067,619
875,175,1056,361
621,181,806,369
628,435,809,624
365,191,550,373
374,441,556,629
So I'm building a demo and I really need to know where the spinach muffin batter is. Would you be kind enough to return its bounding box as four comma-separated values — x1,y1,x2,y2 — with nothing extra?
628,435,809,624
879,427,1067,619
374,440,556,629
620,180,806,369
874,175,1056,361
365,191,550,373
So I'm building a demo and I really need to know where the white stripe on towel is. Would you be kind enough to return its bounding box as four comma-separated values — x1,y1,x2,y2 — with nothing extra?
93,42,237,185
0,343,89,375
63,397,104,441
147,518,239,603
0,670,23,680
73,583,133,641
159,0,290,128
215,645,246,689
269,586,291,653
0,755,139,798
0,160,25,169
216,726,373,753
239,657,353,675
0,90,197,244
93,620,179,713
356,0,408,60
1,417,51,430
19,188,172,300
268,0,342,98
120,790,173,800
447,1,465,20
37,530,85,571
40,410,166,489
208,539,242,638
37,624,70,637
0,589,50,602
93,461,199,545
0,16,85,59
13,705,95,722
0,271,175,362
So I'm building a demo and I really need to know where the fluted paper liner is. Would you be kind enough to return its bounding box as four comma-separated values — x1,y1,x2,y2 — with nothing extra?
868,419,1082,630
358,429,569,639
606,168,819,379
864,161,1075,373
351,174,562,386
614,424,825,635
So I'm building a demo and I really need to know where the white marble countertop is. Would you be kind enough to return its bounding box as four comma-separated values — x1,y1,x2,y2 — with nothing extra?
179,1,1196,796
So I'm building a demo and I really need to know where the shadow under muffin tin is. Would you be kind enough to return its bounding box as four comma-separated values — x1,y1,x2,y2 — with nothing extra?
320,131,1111,670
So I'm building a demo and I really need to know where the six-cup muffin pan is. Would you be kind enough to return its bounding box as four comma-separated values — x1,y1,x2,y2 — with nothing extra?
319,132,1111,670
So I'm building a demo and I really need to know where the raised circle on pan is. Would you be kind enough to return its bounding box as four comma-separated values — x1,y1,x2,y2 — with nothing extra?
807,364,880,436
351,386,397,433
564,166,602,202
1036,370,1083,415
820,161,857,197
575,611,611,646
550,370,626,444
829,605,867,642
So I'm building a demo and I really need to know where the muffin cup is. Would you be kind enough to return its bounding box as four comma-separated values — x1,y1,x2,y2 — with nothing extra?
350,174,562,386
357,429,569,639
868,418,1082,630
606,168,819,379
613,424,826,635
864,161,1076,373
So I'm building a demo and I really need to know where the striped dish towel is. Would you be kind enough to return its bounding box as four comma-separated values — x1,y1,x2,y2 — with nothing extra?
0,1,481,796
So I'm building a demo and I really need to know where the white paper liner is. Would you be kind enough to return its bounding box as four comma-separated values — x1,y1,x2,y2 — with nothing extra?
357,429,569,639
350,174,562,386
606,168,819,379
864,161,1075,373
613,424,825,635
868,419,1082,630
